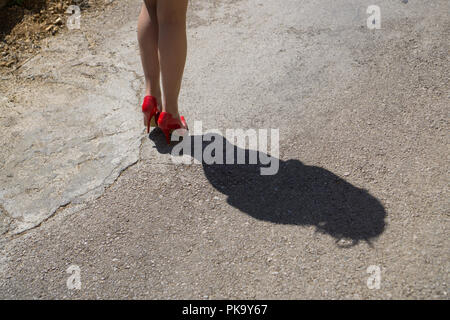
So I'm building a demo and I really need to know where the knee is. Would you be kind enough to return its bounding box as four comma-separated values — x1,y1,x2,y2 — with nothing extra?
159,16,186,28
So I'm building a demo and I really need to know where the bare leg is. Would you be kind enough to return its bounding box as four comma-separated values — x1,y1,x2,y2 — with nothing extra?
137,0,161,106
157,0,188,120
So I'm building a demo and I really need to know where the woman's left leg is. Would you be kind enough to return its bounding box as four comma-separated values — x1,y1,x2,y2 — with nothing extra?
137,0,161,105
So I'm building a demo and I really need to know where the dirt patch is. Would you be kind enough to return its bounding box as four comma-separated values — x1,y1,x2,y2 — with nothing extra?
0,0,112,72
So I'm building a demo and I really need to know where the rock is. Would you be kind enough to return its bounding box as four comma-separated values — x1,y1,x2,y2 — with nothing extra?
0,26,143,234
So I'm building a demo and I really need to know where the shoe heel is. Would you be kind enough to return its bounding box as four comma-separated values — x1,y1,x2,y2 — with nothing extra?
142,95,158,133
147,112,158,133
146,116,151,134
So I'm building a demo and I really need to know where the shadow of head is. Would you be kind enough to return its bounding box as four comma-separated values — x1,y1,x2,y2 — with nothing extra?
149,131,386,247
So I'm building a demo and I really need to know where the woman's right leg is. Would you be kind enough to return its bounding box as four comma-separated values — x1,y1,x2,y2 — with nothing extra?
157,0,188,120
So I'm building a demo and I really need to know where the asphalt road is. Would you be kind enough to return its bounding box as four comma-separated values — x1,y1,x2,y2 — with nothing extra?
0,0,448,299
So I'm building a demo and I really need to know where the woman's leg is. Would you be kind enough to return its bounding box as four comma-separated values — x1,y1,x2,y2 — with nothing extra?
137,0,161,105
157,0,188,119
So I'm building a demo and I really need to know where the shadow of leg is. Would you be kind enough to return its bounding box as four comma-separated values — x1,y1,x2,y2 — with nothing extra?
151,133,387,247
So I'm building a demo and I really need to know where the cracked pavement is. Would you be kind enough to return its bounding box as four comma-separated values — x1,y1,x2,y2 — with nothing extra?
0,0,448,299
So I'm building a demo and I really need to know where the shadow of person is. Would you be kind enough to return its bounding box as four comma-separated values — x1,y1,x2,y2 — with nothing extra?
149,131,386,247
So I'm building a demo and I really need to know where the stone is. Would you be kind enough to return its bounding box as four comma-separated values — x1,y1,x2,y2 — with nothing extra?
0,21,144,234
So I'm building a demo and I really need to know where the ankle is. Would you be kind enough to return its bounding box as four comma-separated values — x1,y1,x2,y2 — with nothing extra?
145,86,161,102
148,92,161,101
162,104,179,118
144,93,162,111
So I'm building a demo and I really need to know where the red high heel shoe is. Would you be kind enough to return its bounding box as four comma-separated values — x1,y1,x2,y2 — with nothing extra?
142,95,160,133
157,111,188,144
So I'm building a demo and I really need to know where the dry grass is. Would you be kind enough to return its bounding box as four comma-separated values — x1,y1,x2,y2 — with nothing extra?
0,0,105,72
